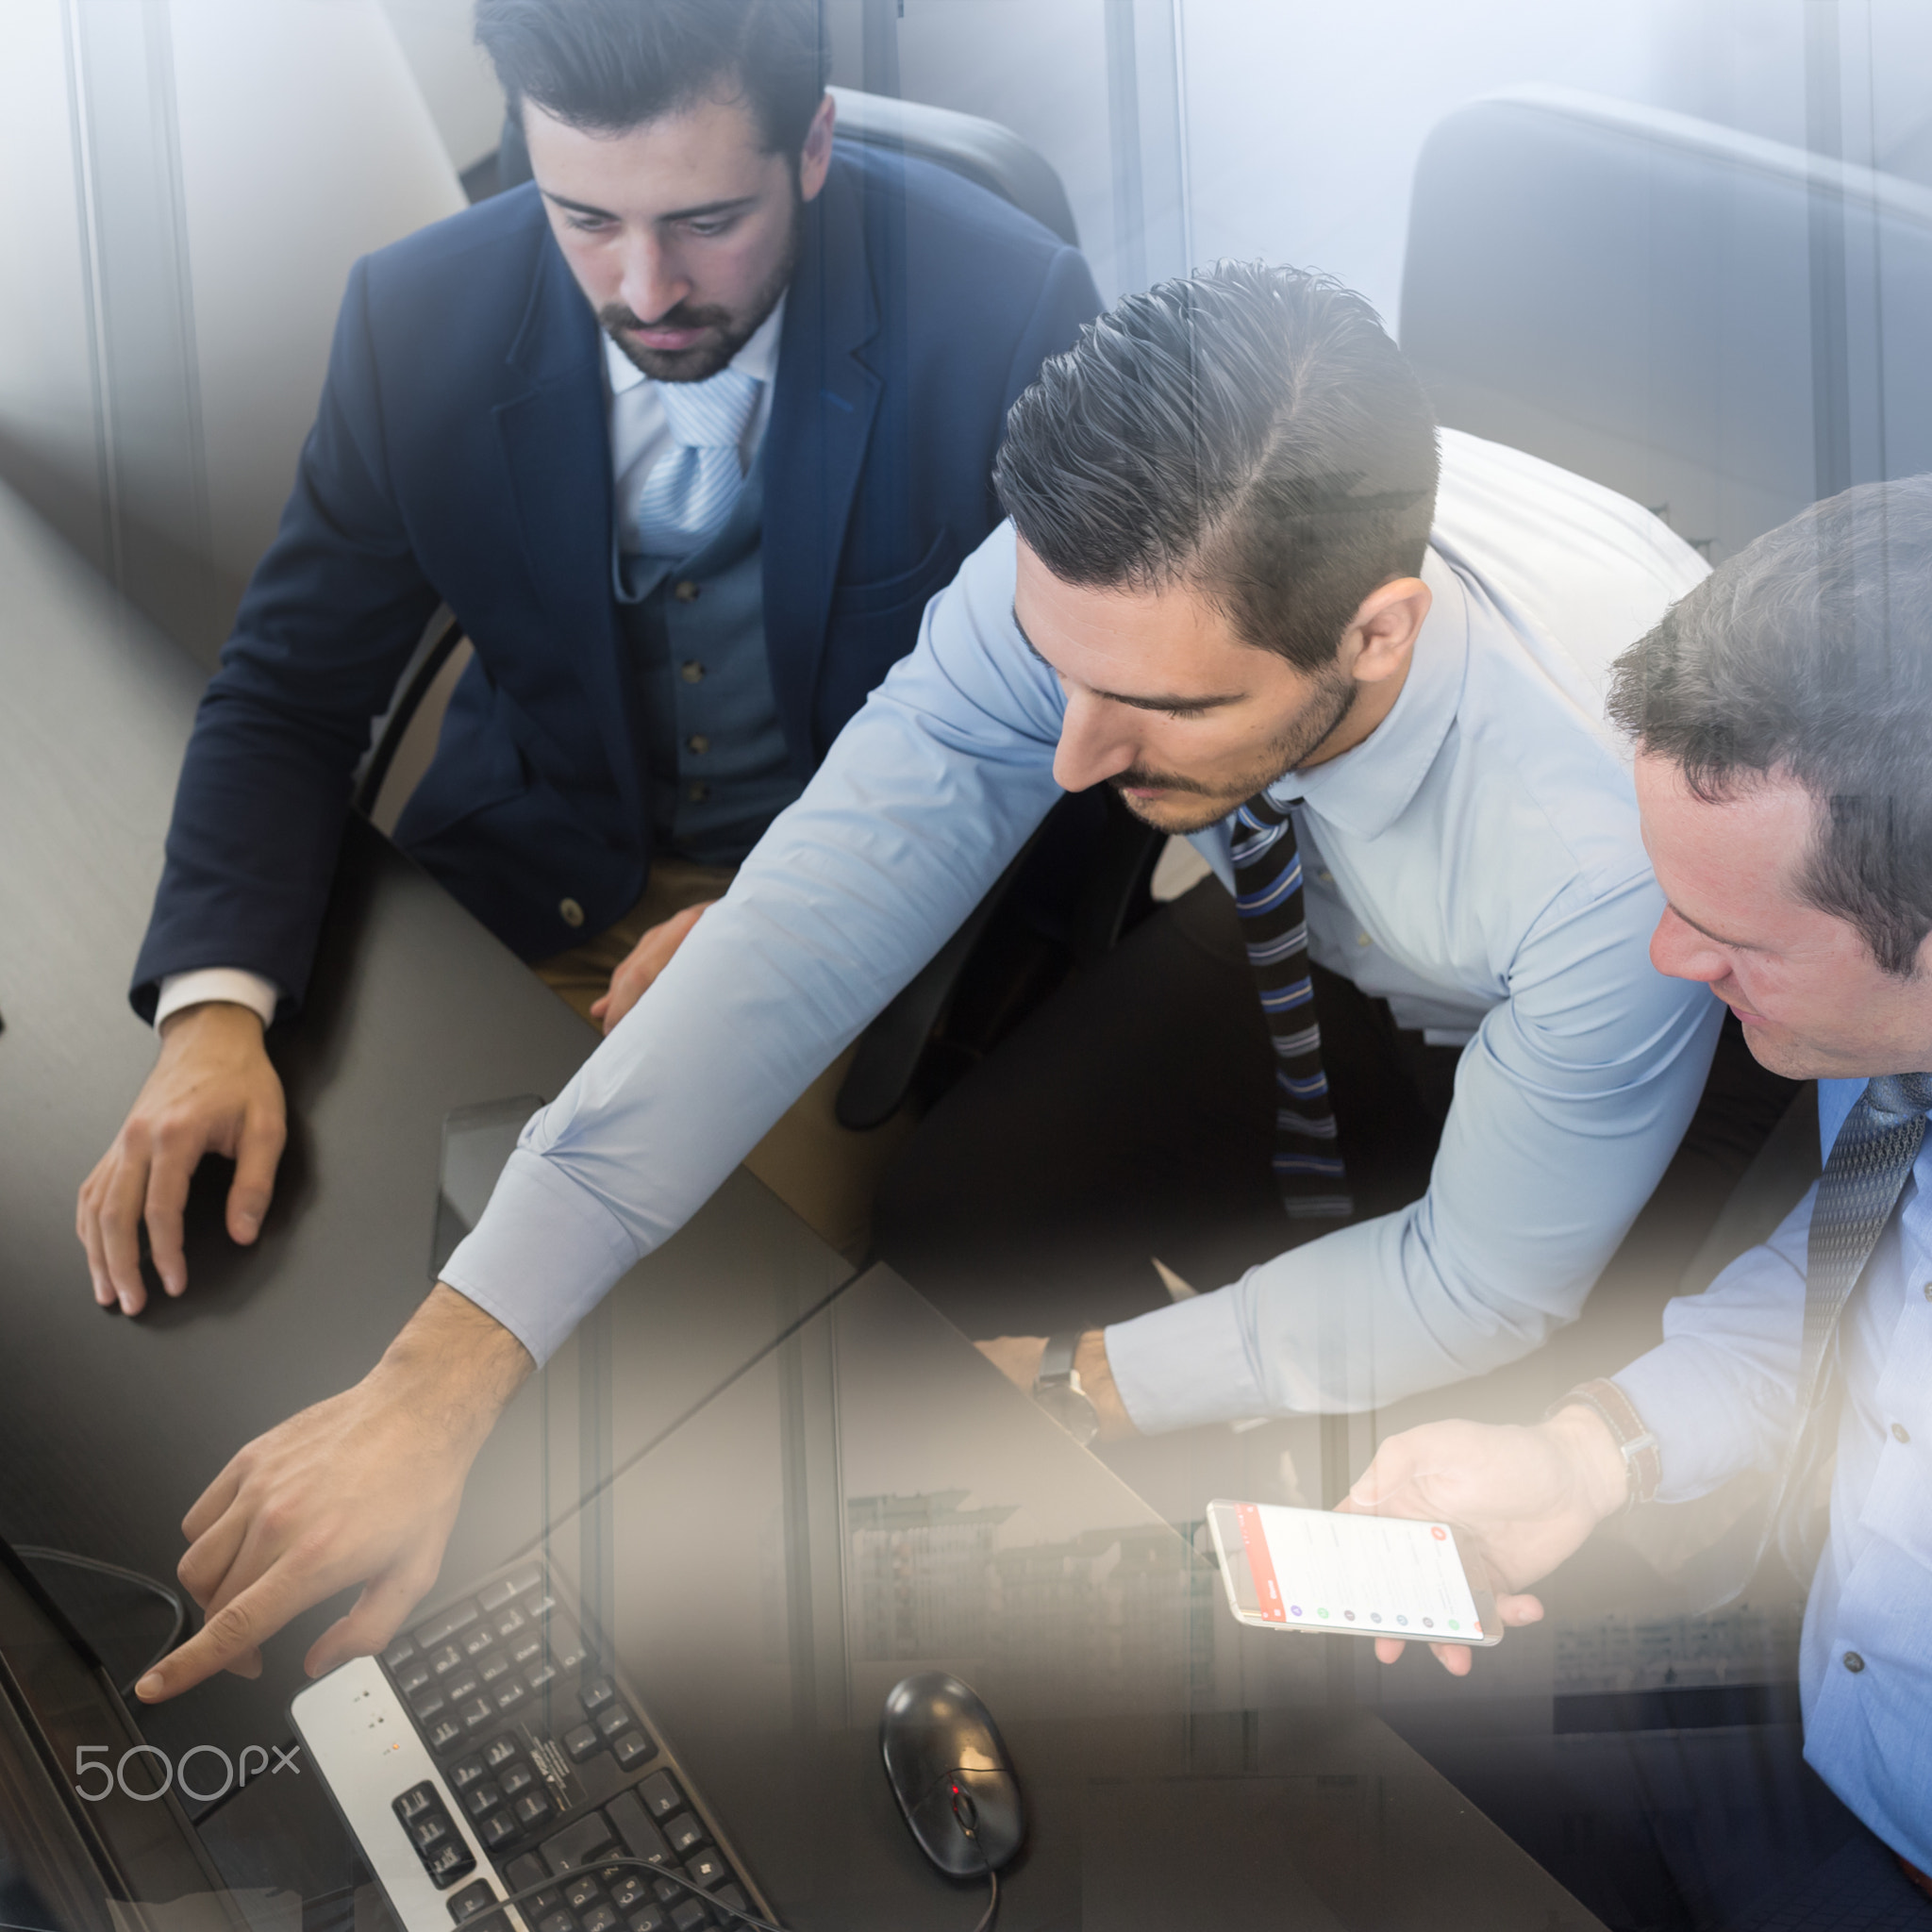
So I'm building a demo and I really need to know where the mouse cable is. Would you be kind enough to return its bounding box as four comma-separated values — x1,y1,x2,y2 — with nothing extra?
495,1856,786,1932
17,1547,188,1699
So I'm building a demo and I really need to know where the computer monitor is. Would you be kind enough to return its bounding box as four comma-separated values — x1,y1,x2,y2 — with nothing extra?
0,1540,249,1932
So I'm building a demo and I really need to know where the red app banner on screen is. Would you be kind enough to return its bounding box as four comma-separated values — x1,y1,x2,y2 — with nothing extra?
1236,1502,1287,1622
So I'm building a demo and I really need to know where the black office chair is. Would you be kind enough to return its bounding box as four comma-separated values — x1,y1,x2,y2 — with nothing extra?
363,96,1141,1129
1399,84,1932,562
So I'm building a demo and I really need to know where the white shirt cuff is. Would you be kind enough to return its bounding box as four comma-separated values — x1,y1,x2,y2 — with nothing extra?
1104,1287,1272,1435
154,969,280,1031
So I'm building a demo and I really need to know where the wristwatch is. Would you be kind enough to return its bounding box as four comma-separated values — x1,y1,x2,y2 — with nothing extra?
1032,1332,1099,1445
1548,1378,1661,1510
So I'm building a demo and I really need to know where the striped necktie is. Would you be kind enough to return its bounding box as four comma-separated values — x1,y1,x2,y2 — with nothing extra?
1231,791,1352,1220
632,366,762,558
1772,1070,1932,1570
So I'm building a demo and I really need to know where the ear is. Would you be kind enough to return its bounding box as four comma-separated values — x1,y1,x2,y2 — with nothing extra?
1342,576,1431,687
798,92,837,202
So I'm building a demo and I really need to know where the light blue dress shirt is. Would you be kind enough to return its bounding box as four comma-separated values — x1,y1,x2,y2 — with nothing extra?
1616,1079,1932,1871
443,430,1717,1427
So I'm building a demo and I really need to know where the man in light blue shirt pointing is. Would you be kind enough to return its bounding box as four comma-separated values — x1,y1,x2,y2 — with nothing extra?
1350,477,1932,1914
135,263,1737,1700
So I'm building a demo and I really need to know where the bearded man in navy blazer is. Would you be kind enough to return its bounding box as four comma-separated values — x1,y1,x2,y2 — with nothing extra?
77,0,1100,1313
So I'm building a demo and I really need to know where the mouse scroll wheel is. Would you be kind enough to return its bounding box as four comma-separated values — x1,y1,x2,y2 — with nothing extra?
948,1781,981,1835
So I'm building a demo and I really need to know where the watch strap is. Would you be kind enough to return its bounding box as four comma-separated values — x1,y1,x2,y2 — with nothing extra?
1549,1377,1661,1509
1037,1332,1083,1387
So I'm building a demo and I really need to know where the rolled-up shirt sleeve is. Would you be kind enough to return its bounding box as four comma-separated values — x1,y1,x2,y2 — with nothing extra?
439,525,1066,1363
1105,870,1723,1431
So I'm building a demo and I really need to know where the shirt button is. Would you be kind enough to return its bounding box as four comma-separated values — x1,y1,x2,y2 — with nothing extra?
1843,1651,1866,1674
1317,869,1334,884
1924,1282,1932,1301
673,579,701,603
1356,931,1373,947
1892,1422,1911,1444
685,734,710,755
687,782,709,803
558,897,585,929
680,660,706,684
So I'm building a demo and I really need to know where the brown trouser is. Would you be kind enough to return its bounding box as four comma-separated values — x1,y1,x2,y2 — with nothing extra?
532,858,913,1260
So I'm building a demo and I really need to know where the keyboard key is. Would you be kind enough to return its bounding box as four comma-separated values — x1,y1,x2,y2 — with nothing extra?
480,1653,512,1686
605,1791,671,1865
444,1671,482,1706
623,1909,670,1932
513,1790,555,1830
662,1815,706,1858
397,1660,434,1696
384,1636,419,1671
463,1626,497,1659
494,1605,528,1640
638,1773,683,1822
410,1815,451,1852
541,1813,616,1874
501,1760,537,1799
509,1634,546,1670
525,1660,558,1690
450,1757,489,1792
446,1879,496,1924
610,1732,656,1773
426,1841,476,1887
463,1780,504,1819
522,1890,562,1920
683,1851,725,1891
428,1718,465,1756
408,1687,448,1723
579,1907,620,1932
459,1696,495,1734
505,1855,548,1895
417,1602,482,1647
608,1876,651,1912
521,1591,558,1620
481,1811,519,1852
594,1706,633,1741
562,1874,605,1912
537,1912,574,1932
579,1678,617,1715
477,1575,522,1613
709,1884,749,1921
396,1784,438,1822
562,1724,601,1763
428,1643,466,1676
494,1676,528,1714
484,1737,520,1770
666,1899,707,1932
551,1626,588,1672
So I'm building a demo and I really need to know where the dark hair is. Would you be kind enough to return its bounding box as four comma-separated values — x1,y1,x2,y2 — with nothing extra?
1607,476,1932,975
474,0,828,157
993,261,1441,672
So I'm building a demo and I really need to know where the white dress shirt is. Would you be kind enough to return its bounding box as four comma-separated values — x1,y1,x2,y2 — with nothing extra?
1615,1079,1932,1871
151,299,788,1032
441,430,1720,1431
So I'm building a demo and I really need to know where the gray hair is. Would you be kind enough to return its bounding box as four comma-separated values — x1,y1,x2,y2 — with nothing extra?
1607,476,1932,975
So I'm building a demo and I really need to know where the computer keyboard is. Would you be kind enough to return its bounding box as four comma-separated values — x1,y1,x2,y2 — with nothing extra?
292,1561,773,1932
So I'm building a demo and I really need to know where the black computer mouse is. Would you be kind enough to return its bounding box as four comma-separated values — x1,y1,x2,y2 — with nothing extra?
879,1672,1026,1878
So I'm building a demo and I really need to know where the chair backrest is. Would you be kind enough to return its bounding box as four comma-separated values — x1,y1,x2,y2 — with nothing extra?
1399,85,1932,561
492,86,1078,247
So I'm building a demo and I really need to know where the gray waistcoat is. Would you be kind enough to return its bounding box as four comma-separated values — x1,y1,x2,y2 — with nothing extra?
615,456,802,866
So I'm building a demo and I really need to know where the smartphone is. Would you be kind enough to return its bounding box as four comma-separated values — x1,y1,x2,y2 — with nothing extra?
430,1095,545,1279
1205,1497,1503,1645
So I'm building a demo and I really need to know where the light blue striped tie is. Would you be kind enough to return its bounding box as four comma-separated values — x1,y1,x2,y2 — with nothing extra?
633,366,761,558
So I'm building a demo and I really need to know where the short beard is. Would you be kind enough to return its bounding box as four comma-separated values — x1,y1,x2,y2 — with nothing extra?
1108,665,1359,834
599,196,801,384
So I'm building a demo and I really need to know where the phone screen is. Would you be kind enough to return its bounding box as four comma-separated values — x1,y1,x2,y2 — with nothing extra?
1208,1499,1491,1641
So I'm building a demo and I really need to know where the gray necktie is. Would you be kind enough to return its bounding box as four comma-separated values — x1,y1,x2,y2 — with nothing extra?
1774,1071,1932,1568
632,366,761,558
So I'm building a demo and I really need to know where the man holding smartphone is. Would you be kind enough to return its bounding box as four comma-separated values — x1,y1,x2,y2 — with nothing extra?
1350,478,1932,1915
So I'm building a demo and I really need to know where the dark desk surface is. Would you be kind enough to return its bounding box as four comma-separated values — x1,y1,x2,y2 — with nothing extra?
0,484,1604,1928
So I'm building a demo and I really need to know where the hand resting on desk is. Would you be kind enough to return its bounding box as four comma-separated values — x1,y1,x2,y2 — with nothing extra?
77,1001,286,1312
133,1284,531,1702
1337,1406,1630,1674
587,901,714,1035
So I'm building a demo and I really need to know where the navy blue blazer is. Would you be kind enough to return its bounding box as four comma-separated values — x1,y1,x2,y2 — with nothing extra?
131,143,1100,1018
